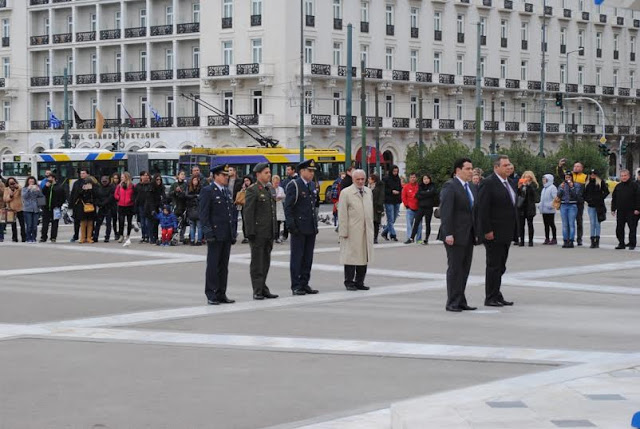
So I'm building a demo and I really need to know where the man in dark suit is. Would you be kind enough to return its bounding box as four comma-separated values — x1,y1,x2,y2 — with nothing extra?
284,159,319,295
477,155,517,307
438,157,478,312
199,164,236,305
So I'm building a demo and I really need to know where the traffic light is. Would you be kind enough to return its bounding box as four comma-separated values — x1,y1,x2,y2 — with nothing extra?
621,142,628,156
110,142,118,152
598,143,610,157
555,93,563,108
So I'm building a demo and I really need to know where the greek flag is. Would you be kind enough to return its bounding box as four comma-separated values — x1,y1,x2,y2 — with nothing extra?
149,105,162,122
48,109,61,129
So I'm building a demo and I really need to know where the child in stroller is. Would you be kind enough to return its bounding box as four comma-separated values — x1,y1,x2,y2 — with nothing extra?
155,205,179,247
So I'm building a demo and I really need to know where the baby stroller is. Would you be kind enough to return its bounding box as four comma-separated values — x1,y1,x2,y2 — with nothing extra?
60,202,74,225
169,212,187,246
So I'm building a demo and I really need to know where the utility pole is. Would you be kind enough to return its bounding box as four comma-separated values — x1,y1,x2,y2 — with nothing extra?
299,0,305,161
418,89,424,158
345,24,353,171
539,0,548,157
474,22,482,150
374,86,380,177
63,67,70,148
360,59,367,175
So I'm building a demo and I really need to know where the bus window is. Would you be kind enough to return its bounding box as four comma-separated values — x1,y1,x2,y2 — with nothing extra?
315,162,342,182
149,159,178,177
2,162,33,177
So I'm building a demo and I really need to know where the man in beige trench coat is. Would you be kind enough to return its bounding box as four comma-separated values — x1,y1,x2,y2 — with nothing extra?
338,169,375,291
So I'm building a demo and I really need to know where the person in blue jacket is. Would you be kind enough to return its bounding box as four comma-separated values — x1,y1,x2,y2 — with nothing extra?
155,204,179,246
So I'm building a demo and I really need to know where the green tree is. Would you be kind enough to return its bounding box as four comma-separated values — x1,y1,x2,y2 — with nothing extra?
554,139,609,177
405,134,476,187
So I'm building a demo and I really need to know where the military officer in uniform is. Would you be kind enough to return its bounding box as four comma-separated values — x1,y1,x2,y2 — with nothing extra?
284,159,319,295
199,164,236,305
244,162,280,300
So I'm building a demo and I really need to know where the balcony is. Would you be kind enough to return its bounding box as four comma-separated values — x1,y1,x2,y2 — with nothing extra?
208,115,230,127
177,22,200,34
125,71,146,82
583,125,596,134
392,118,410,128
338,66,356,77
546,82,560,92
501,37,508,48
614,50,619,60
100,73,121,83
560,44,566,54
463,120,476,130
617,17,625,26
365,116,383,127
544,6,552,15
125,27,146,38
127,118,146,128
583,85,596,94
596,48,602,58
527,80,541,91
503,0,513,9
53,33,72,44
392,70,409,81
386,24,394,36
177,117,200,127
527,122,541,132
481,0,492,7
484,77,499,88
582,12,590,21
30,76,49,87
563,9,571,19
76,74,96,85
619,126,630,134
151,70,173,80
361,21,369,33
417,119,432,129
505,122,520,131
237,63,260,75
484,121,499,131
602,86,615,95
635,19,640,28
334,18,343,30
1,37,8,47
30,0,49,4
76,120,96,130
76,31,96,42
177,68,199,79
521,40,528,50
151,118,173,128
310,114,331,126
31,121,51,130
250,15,262,27
411,27,418,38
463,76,476,86
305,15,315,27
505,79,520,89
605,125,614,134
363,68,382,79
0,78,4,87
104,119,120,129
480,35,487,46
439,119,455,130
416,72,432,83
338,115,357,126
151,25,173,36
237,114,259,125
546,123,559,133
619,88,630,97
53,75,72,85
599,14,607,24
100,29,120,40
310,64,331,76
434,30,442,41
565,84,578,93
30,35,49,46
524,3,533,13
221,17,232,29
632,53,636,62
439,74,455,85
457,33,465,43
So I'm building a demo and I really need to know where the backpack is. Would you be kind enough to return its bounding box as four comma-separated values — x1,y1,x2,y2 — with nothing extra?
330,179,341,200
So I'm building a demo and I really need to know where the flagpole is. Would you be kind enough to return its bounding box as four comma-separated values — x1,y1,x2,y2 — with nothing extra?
63,67,70,148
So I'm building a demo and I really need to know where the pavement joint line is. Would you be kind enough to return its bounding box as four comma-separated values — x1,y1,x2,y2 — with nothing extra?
2,241,188,259
502,279,640,296
504,259,640,280
34,327,627,365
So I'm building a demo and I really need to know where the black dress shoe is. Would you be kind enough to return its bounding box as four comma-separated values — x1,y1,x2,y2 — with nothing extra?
292,289,307,296
500,300,514,306
460,305,477,311
485,301,504,307
263,292,279,299
356,285,370,290
345,285,358,291
303,286,319,294
253,294,265,300
629,246,636,250
207,299,220,305
446,306,463,312
615,244,626,249
219,297,235,304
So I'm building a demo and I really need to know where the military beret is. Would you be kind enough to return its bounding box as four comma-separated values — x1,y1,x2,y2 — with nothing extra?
212,164,230,176
253,162,270,173
297,159,316,171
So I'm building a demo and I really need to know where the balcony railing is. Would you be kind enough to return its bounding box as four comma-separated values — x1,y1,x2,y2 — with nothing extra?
237,63,259,75
484,77,499,88
338,115,357,126
76,74,96,85
76,120,96,130
364,68,382,79
208,115,230,126
546,82,560,92
501,37,508,48
177,68,200,79
392,70,409,81
418,119,432,129
208,65,230,77
583,125,596,134
30,76,50,87
30,35,49,46
392,118,409,128
600,14,607,23
250,15,262,27
563,8,571,18
100,73,121,83
361,21,369,33
0,78,4,87
527,80,541,91
439,119,455,130
439,74,455,84
521,40,528,50
544,6,552,15
125,27,146,38
583,85,595,94
434,30,442,41
619,126,630,134
602,86,615,95
546,123,559,133
306,15,315,27
310,115,331,126
30,0,49,5
151,70,173,80
53,75,72,85
104,119,120,129
151,25,173,36
338,66,356,77
221,17,232,29
100,29,121,40
76,31,96,42
334,18,343,30
505,79,520,89
125,71,147,82
605,125,614,134
527,122,541,132
457,33,465,43
151,118,173,128
582,12,590,21
1,37,8,47
386,24,394,36
617,17,624,26
618,88,630,97
53,33,72,44
237,114,259,125
177,22,200,34
505,122,520,131
566,124,578,133
463,76,476,86
127,118,146,128
311,64,331,76
463,120,476,130
178,117,200,127
503,0,513,9
566,84,578,93
31,120,52,130
416,72,432,83
411,27,418,38
524,3,533,12
484,121,499,131
365,116,383,127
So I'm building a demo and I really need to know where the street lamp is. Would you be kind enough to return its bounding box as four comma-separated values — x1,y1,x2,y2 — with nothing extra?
565,47,584,138
110,122,129,152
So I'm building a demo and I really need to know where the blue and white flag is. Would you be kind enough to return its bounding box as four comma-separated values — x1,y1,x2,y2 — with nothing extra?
48,108,61,128
149,105,162,122
594,0,604,4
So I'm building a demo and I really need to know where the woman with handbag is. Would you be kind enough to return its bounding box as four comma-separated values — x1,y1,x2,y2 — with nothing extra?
21,176,45,243
3,176,25,242
539,174,558,245
516,171,539,247
77,176,97,243
114,172,135,244
583,169,609,249
185,175,203,245
0,179,6,242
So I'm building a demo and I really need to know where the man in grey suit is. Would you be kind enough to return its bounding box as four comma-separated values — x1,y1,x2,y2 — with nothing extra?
438,157,478,312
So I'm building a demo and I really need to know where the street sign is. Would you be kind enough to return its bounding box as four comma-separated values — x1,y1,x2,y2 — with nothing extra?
600,136,607,144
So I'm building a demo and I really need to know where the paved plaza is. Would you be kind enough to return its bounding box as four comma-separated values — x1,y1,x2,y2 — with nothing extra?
0,208,639,429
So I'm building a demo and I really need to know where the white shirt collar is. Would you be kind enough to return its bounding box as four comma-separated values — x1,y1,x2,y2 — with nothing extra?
455,176,468,187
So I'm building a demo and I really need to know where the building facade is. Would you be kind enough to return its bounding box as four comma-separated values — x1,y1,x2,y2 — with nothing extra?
1,0,640,174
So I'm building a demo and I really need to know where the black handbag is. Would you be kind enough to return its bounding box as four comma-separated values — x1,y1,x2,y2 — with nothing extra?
597,205,607,223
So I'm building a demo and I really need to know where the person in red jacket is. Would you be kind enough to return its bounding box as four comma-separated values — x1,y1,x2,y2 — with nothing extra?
402,173,421,243
114,172,136,244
